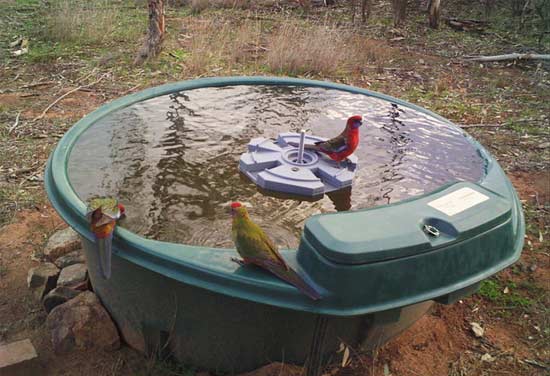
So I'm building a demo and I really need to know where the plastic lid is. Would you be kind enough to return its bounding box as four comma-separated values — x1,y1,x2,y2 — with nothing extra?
303,182,512,265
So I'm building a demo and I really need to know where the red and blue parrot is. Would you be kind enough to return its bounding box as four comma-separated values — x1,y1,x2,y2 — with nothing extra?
87,197,125,279
230,202,321,300
306,115,363,162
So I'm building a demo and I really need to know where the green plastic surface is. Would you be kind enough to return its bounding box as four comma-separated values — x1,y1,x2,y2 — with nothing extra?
45,76,525,317
306,182,512,264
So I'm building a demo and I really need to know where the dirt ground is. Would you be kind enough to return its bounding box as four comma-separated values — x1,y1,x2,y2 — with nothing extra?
1,1,549,375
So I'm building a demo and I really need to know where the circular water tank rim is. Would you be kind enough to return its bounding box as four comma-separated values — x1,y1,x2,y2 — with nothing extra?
46,76,522,315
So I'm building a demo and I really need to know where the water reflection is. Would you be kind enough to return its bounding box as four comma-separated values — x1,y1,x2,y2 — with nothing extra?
68,85,485,248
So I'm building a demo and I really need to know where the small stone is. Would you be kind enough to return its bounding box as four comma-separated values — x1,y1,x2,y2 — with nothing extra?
54,249,85,269
42,286,81,313
27,263,59,300
537,142,550,149
529,264,537,273
481,353,495,362
27,262,59,288
470,322,484,338
43,227,81,261
46,291,120,353
57,264,87,287
0,339,38,375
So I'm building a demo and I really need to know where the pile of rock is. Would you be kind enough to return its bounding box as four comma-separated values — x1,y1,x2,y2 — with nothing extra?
26,227,120,354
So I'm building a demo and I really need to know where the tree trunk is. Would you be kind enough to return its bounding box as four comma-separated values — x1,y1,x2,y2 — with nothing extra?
361,0,371,23
428,0,441,28
391,0,407,27
135,0,165,65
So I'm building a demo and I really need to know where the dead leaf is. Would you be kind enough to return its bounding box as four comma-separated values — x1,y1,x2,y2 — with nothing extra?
470,322,484,338
12,48,28,56
341,346,350,367
9,37,23,48
503,286,510,294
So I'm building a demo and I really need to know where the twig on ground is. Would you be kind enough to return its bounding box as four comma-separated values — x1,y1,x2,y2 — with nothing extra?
7,111,22,135
75,69,98,85
522,359,549,370
21,81,56,89
463,53,550,62
121,84,141,96
33,75,106,121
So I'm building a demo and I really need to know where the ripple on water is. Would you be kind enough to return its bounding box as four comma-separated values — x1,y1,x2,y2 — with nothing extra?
68,85,485,248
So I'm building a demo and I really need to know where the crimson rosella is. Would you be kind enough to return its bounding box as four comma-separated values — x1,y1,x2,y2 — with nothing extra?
305,115,363,162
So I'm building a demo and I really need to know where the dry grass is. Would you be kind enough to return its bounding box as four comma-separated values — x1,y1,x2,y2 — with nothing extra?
265,21,373,76
179,17,262,74
189,0,252,14
43,0,136,44
177,17,390,77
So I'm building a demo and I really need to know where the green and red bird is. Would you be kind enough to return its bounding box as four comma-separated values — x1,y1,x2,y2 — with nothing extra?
305,115,363,162
86,197,125,279
230,202,321,300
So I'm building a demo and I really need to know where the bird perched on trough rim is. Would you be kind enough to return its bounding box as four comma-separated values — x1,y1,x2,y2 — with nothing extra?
293,115,363,163
230,202,321,300
87,197,125,280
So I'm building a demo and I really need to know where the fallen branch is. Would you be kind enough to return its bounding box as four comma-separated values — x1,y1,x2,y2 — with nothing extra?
21,81,56,89
523,359,549,370
8,111,22,135
464,53,550,62
33,75,105,121
445,17,487,32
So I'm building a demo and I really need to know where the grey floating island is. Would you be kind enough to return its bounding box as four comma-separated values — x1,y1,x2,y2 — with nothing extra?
240,132,358,197
45,77,524,373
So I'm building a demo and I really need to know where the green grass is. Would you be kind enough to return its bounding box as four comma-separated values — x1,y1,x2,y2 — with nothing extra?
478,278,533,309
0,263,7,278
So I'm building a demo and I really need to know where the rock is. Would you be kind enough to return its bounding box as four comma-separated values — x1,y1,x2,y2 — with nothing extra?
481,353,495,362
537,141,550,149
470,322,484,338
43,227,81,261
0,339,38,376
53,249,85,269
42,286,81,313
46,291,120,353
57,263,87,287
27,263,59,300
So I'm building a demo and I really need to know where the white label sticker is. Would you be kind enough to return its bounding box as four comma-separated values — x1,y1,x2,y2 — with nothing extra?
428,187,489,216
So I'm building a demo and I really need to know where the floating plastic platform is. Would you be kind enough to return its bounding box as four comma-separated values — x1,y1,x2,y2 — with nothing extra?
239,132,358,196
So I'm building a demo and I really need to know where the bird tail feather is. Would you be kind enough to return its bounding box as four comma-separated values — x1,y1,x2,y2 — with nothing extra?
98,235,112,279
258,259,322,300
287,141,321,151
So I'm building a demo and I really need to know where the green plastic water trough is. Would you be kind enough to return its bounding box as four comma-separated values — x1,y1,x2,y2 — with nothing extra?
45,77,524,373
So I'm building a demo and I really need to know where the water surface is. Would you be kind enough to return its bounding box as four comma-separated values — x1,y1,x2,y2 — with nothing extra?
68,85,485,248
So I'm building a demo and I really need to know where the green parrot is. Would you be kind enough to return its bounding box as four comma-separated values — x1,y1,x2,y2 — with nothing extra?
230,202,321,300
86,197,125,279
